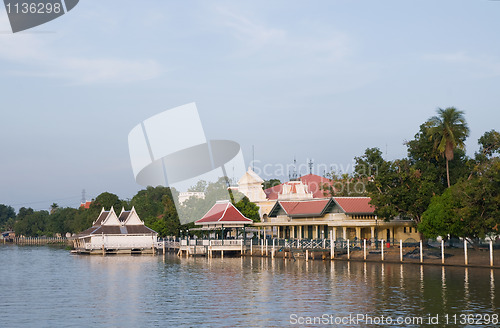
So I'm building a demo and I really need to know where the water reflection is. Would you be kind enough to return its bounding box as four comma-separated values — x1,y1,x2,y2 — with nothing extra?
491,269,495,310
0,246,499,328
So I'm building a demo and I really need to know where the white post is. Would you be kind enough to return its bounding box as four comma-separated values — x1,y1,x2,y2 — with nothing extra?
330,235,334,259
306,249,309,262
419,240,423,263
400,239,403,262
250,240,253,256
265,239,268,256
272,238,275,258
240,239,243,256
363,239,367,260
441,239,445,264
381,239,384,261
464,239,468,265
261,239,264,256
347,239,350,260
209,239,212,258
163,239,166,258
490,240,494,267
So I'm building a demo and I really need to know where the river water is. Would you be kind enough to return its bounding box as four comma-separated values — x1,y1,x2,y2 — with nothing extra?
0,245,498,327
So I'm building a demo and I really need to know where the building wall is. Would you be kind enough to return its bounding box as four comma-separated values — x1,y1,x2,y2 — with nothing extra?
89,235,156,248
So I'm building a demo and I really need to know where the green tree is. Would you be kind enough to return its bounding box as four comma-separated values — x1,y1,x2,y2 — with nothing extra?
427,107,470,187
419,158,500,246
263,179,281,190
131,186,176,220
0,204,16,229
14,210,49,236
46,207,78,235
235,196,261,222
91,192,126,211
476,129,500,162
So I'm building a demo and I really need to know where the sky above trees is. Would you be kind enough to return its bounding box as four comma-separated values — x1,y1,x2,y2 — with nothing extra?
1,1,499,210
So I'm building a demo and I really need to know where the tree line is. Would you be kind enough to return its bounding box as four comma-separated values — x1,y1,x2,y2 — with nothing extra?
1,179,260,238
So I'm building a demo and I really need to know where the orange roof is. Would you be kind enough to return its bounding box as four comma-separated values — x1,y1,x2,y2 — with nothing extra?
195,201,253,224
333,197,375,214
80,201,92,209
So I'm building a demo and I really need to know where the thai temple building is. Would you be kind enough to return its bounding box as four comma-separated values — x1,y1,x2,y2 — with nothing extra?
236,167,419,242
73,207,158,254
195,200,253,238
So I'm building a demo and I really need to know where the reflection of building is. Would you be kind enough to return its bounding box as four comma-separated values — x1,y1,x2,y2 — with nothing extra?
237,167,419,242
73,207,158,254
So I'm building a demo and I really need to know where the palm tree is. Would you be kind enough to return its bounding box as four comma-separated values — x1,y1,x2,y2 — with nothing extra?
427,107,470,187
50,203,59,214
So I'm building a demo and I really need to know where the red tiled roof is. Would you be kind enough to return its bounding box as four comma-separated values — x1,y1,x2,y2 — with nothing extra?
264,184,282,200
263,174,334,200
333,197,375,214
279,199,331,216
196,202,253,224
80,201,92,209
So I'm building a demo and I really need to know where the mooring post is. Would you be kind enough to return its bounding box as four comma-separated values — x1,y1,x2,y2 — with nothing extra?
490,240,494,267
240,239,243,256
250,240,253,256
441,239,445,264
420,240,423,263
265,239,268,257
381,239,384,261
163,238,166,258
400,239,403,262
464,239,468,265
363,239,367,260
272,238,275,258
330,235,334,259
347,239,350,260
261,239,264,256
306,249,309,262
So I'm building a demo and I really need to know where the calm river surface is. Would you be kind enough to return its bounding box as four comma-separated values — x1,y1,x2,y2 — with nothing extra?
0,245,498,327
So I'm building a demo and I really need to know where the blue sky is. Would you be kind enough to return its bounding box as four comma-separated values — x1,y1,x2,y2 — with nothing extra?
0,0,499,210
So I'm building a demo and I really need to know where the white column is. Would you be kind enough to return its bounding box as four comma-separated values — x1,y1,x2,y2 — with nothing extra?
490,240,494,267
400,239,403,262
441,240,445,264
420,240,423,263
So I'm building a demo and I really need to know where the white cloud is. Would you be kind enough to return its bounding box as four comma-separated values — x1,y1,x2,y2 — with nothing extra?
0,15,162,84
